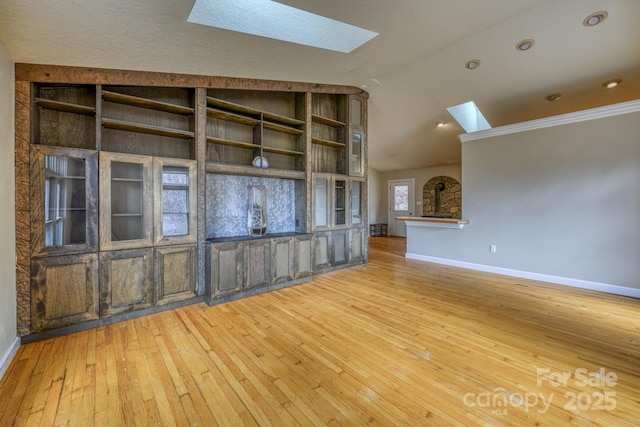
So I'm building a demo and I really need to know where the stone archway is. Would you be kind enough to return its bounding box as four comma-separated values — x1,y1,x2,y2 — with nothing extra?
422,176,461,218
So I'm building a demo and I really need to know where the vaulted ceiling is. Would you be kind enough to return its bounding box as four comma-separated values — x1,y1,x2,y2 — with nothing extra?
1,0,639,171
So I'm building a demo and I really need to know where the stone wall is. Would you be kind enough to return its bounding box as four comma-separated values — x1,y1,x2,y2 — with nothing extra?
422,176,461,218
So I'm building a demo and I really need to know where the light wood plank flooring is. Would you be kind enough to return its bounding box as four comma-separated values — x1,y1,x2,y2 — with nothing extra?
1,237,639,426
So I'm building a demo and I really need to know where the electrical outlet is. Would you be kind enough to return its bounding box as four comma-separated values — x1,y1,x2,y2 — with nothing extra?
490,245,497,253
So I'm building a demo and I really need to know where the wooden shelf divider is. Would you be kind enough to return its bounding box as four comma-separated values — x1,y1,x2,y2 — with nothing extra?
206,136,261,150
311,137,345,148
207,108,260,126
35,98,96,116
263,121,304,135
311,114,345,128
262,146,304,156
102,118,195,139
102,90,194,115
206,97,261,117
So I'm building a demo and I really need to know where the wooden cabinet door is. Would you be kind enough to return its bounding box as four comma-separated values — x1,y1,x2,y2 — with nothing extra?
332,229,349,266
30,145,99,257
313,231,332,271
207,242,244,298
271,237,294,285
153,157,198,246
246,240,271,289
294,234,314,279
155,244,197,305
349,228,365,263
99,152,153,251
99,248,153,317
31,253,99,331
312,173,331,230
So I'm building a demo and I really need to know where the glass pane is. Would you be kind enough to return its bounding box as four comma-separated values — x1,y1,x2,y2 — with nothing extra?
163,189,187,213
44,155,87,247
162,166,190,237
111,216,143,241
335,180,346,225
315,178,328,227
394,185,409,211
351,98,362,126
351,133,362,175
163,213,189,236
163,168,188,186
351,181,362,224
111,162,143,241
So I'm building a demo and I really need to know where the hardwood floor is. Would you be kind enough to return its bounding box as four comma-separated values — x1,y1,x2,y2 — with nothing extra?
2,237,639,426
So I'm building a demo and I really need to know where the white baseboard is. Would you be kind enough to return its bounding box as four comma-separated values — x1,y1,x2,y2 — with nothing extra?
0,337,20,381
405,253,640,299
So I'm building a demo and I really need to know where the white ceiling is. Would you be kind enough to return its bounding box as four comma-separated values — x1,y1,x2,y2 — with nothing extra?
1,0,639,171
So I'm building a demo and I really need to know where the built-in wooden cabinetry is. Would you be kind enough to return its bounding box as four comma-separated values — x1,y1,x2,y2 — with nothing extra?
15,64,367,339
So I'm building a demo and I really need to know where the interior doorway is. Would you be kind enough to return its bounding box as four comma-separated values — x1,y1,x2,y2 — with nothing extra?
388,178,414,237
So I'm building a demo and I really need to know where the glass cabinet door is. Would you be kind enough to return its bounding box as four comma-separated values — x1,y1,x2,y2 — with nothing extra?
335,178,347,226
349,95,366,177
350,133,364,176
100,152,153,251
350,179,363,225
153,158,197,245
313,175,329,229
31,146,98,256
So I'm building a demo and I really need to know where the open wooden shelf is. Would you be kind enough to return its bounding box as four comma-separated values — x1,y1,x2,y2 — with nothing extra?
35,98,96,116
207,96,305,135
311,114,345,128
263,112,305,127
263,146,304,156
206,136,260,150
102,90,194,115
312,137,345,148
207,97,261,117
102,118,195,139
206,162,306,180
263,121,304,135
207,108,260,127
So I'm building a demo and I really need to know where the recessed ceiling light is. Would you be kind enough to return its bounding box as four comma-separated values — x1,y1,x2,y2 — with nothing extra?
435,122,445,128
516,39,535,51
545,93,561,102
583,11,608,27
603,79,622,89
465,59,481,70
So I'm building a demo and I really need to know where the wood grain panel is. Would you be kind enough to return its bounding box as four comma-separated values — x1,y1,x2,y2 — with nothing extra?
30,253,99,331
271,238,293,285
99,248,153,317
15,80,32,335
207,242,244,298
155,244,197,305
246,240,270,289
313,231,331,270
16,64,369,97
294,235,313,279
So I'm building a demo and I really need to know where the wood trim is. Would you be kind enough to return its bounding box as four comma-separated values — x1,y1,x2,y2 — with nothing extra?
15,80,32,336
15,63,370,98
459,99,640,142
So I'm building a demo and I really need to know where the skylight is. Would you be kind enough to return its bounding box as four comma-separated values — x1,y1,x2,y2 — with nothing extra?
188,0,379,53
446,101,492,133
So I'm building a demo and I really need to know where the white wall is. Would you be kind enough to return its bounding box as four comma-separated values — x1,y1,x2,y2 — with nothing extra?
367,167,384,224
406,107,640,292
0,39,18,379
378,164,461,221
